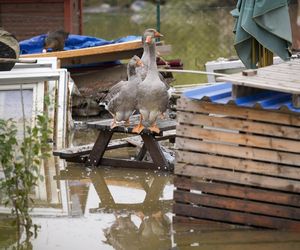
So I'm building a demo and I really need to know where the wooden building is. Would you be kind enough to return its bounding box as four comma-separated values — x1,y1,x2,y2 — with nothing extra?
173,60,300,231
0,0,83,41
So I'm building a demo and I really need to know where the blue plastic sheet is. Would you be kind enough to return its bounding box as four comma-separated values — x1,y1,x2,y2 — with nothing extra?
19,34,141,54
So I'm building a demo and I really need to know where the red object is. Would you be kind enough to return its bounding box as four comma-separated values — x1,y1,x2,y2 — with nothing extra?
0,0,83,41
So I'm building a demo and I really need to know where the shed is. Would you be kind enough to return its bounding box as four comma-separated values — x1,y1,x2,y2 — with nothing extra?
0,0,83,41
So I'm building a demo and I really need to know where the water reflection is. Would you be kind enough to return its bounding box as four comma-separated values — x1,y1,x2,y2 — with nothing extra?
56,162,174,249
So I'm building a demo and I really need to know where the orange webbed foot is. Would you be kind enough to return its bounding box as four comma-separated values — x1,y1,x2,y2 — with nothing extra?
132,123,145,134
148,124,160,134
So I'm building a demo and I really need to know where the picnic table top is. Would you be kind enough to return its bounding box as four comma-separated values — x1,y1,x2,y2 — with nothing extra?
87,115,176,135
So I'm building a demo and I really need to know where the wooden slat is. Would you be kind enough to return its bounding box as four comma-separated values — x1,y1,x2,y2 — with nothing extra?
176,151,300,180
176,98,300,126
174,176,300,207
173,203,300,231
53,130,176,158
174,190,300,220
177,124,300,153
175,163,300,193
177,111,300,140
176,137,300,167
174,242,300,250
21,40,142,59
173,227,300,245
172,215,235,229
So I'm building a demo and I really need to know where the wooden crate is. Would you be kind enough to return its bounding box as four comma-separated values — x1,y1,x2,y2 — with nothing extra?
173,96,300,231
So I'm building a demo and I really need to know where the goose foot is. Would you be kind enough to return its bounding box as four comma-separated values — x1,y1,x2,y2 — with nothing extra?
132,123,145,134
110,118,118,129
149,124,160,134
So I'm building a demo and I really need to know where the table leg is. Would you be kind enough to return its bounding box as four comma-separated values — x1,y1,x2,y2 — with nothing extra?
141,134,169,170
86,130,113,167
136,144,147,161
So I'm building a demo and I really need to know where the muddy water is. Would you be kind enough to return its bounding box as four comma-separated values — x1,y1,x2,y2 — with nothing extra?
1,127,300,249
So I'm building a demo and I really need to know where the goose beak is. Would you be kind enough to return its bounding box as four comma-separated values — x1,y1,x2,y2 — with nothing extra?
154,31,163,38
145,35,152,44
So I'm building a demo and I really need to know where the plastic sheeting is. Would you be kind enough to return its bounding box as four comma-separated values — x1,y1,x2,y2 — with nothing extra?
183,82,300,113
20,34,141,54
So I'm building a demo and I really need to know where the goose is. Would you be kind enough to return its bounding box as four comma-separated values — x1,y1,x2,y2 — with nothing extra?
132,30,169,134
103,55,143,128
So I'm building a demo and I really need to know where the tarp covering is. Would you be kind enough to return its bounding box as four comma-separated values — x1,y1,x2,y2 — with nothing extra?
19,34,141,55
231,0,292,68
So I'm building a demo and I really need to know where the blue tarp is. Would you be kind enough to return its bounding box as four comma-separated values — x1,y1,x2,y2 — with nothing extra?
19,34,141,54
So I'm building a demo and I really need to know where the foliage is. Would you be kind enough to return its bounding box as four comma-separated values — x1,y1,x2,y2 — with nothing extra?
0,94,52,247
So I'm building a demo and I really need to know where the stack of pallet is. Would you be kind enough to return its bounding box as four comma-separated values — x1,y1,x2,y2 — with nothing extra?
173,96,300,230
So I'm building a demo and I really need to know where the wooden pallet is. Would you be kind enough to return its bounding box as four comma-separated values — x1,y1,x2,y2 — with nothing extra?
173,96,300,231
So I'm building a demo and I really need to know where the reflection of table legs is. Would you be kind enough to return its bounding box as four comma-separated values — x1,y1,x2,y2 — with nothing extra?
86,130,171,170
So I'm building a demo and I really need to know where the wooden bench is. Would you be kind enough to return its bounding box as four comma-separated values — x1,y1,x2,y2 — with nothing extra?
54,115,176,171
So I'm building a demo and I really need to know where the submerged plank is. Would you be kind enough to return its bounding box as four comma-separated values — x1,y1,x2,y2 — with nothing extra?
173,203,300,230
174,190,300,220
174,176,300,207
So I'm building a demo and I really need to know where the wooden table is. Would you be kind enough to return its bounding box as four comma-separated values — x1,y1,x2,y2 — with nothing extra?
84,115,176,171
53,115,176,171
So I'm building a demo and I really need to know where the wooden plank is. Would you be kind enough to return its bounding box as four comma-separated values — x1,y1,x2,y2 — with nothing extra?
175,163,300,193
177,124,300,153
53,130,175,158
87,115,176,134
173,228,300,245
176,151,300,180
216,61,300,94
177,111,300,140
176,137,300,167
174,176,300,207
176,98,300,126
173,203,300,230
175,243,300,250
172,215,235,229
232,85,262,98
21,40,142,59
292,94,300,108
174,190,300,220
53,141,131,158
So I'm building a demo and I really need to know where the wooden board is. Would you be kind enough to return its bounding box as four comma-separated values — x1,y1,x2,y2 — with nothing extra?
217,59,300,94
21,40,143,67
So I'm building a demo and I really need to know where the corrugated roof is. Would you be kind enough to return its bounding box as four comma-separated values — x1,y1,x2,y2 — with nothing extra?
183,82,300,113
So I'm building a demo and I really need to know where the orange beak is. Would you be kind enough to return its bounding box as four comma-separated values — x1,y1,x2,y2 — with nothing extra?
154,31,163,38
145,35,152,44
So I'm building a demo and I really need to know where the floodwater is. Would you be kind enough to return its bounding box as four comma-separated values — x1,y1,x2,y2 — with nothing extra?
1,127,300,249
1,2,300,250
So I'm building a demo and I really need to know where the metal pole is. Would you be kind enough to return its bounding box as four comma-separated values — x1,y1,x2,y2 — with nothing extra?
156,0,161,41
